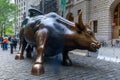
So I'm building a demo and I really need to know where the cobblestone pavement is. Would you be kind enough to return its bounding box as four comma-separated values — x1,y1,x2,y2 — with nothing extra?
0,48,120,80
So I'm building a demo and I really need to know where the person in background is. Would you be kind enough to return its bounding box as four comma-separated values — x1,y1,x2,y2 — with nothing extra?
0,36,3,48
10,36,18,53
3,35,8,50
8,36,11,42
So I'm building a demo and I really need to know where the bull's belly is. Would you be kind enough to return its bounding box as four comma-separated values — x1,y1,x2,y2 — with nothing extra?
25,37,36,46
44,36,64,57
44,46,63,57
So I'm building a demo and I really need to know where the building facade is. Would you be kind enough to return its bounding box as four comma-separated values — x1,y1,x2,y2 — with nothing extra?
66,0,120,41
14,0,26,33
39,0,59,14
14,0,59,32
14,0,41,32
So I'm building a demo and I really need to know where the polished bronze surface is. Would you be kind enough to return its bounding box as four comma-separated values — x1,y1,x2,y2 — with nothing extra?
15,9,100,76
15,53,24,60
31,63,44,76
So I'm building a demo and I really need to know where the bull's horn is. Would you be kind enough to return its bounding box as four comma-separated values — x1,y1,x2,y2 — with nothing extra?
66,13,74,22
78,11,85,27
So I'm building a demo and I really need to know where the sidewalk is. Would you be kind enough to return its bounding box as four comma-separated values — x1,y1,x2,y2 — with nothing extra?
70,47,120,63
0,47,120,79
98,47,120,62
6,44,120,63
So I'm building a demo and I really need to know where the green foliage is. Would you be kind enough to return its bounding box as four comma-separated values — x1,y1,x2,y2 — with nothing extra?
6,27,14,36
0,0,19,36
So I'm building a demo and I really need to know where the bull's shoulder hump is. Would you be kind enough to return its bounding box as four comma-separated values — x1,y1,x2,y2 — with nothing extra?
27,15,45,23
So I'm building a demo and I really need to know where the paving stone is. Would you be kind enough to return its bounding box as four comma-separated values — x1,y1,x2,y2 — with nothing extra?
0,47,120,80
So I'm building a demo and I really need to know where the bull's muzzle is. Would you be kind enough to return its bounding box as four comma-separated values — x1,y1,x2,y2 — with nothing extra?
91,42,101,49
91,43,96,48
96,42,101,48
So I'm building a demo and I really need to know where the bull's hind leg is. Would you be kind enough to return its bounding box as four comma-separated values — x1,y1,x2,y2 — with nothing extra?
31,28,48,76
26,45,33,58
62,50,72,66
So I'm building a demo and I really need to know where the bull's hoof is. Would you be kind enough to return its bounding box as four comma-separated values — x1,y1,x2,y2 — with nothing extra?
15,54,24,60
62,59,72,66
31,63,44,76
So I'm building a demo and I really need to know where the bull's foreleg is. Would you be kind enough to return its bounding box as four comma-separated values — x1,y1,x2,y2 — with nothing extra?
62,50,72,66
15,41,27,60
15,28,27,60
31,28,48,76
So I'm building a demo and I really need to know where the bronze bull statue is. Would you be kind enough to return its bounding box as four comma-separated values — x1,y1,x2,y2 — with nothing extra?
15,9,100,76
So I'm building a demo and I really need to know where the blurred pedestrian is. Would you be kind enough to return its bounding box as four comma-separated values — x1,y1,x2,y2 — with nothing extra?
3,36,8,50
0,36,3,48
10,36,18,53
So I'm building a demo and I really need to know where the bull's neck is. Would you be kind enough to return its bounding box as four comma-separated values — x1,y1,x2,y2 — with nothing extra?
64,33,77,48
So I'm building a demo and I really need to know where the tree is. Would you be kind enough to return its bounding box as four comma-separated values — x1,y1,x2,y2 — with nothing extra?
0,0,19,36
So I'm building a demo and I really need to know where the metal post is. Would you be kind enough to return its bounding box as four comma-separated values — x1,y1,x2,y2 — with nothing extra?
42,0,44,13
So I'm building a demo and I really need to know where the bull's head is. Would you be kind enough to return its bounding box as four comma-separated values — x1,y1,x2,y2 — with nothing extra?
67,12,101,52
77,11,100,51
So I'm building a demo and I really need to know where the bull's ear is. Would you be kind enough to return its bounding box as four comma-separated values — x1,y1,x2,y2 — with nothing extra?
78,11,86,30
66,13,74,22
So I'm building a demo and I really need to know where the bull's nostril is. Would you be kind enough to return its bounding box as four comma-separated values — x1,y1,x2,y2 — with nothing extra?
92,44,96,48
91,43,96,48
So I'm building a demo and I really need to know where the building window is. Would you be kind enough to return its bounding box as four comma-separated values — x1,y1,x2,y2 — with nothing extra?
119,30,120,36
16,0,18,4
93,20,98,33
24,1,25,5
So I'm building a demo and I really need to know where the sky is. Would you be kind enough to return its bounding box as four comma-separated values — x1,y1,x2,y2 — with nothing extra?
10,0,14,3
